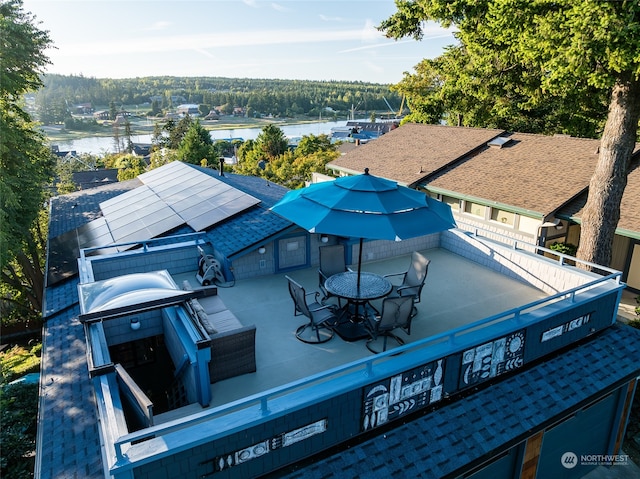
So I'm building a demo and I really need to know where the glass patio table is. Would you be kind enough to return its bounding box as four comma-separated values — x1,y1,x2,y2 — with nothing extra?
324,271,392,341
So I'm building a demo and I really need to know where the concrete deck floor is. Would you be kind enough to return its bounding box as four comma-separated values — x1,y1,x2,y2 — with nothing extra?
163,247,549,420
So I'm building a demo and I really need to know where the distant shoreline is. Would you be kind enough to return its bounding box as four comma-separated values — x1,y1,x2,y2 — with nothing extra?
40,115,341,143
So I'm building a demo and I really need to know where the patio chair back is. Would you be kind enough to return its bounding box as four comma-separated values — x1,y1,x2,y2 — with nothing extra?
319,244,349,301
287,275,311,318
377,296,415,335
365,295,414,353
398,251,430,303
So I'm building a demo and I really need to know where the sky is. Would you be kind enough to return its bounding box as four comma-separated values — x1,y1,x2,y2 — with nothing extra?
22,0,457,85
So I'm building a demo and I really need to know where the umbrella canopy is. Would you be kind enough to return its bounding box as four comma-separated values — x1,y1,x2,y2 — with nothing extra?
270,168,456,242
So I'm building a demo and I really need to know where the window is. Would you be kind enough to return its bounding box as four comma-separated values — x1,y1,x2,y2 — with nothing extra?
491,208,515,226
464,201,485,218
441,195,460,212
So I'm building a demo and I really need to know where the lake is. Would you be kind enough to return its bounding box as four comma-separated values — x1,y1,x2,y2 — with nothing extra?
51,120,352,155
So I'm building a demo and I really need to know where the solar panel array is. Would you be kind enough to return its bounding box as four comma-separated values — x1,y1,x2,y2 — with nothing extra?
48,162,261,285
99,162,260,244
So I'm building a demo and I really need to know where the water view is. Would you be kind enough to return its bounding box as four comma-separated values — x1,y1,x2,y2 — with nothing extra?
50,120,352,155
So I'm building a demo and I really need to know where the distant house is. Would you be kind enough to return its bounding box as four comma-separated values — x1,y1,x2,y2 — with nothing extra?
204,110,220,120
73,103,93,115
176,104,200,117
93,110,110,120
72,169,119,190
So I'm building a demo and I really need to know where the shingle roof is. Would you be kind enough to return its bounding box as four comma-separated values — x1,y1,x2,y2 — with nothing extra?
48,179,141,239
193,167,293,258
280,323,640,478
36,305,104,479
428,133,602,216
328,124,504,186
559,159,640,235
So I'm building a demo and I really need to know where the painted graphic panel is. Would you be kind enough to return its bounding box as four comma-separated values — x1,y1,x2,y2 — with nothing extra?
362,359,444,432
459,329,525,388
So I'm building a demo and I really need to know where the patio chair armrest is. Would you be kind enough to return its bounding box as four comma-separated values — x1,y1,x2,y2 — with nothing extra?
306,290,322,303
308,302,336,313
383,272,404,283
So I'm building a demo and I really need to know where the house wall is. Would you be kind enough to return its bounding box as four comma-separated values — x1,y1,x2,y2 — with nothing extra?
103,310,163,347
611,234,631,271
348,233,441,266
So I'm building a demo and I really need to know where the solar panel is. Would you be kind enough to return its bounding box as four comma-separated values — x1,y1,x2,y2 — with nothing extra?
47,217,117,286
139,162,260,231
100,184,183,244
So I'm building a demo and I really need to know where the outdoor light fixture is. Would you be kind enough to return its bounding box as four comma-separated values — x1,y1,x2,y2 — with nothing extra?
541,219,563,230
130,318,141,331
258,246,266,254
320,235,329,243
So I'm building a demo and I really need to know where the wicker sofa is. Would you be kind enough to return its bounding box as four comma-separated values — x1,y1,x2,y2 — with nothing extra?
183,282,257,383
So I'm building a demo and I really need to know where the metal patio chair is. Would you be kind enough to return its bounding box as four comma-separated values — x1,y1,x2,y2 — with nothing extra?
318,244,352,305
364,295,415,353
383,251,430,317
286,275,337,344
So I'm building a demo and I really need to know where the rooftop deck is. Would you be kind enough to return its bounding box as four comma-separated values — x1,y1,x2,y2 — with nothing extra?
62,228,633,479
165,247,548,417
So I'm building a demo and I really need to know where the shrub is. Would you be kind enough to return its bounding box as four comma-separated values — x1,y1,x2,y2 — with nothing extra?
550,242,578,257
0,383,38,478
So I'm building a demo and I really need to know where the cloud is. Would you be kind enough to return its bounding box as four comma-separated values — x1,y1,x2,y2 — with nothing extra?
145,21,172,32
360,19,379,43
339,38,437,54
271,2,290,12
55,28,376,57
319,14,345,22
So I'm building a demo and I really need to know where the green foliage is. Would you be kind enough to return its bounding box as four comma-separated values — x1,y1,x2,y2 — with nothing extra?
0,341,41,478
167,115,193,149
550,242,578,257
63,116,100,132
0,344,41,384
1,0,54,322
110,154,147,181
34,74,402,122
0,382,38,478
177,120,217,165
234,128,338,188
256,124,289,159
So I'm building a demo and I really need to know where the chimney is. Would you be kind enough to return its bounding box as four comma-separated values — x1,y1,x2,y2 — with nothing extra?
218,157,225,176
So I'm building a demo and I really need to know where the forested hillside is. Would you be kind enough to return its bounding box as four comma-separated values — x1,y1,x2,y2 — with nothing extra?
32,74,403,123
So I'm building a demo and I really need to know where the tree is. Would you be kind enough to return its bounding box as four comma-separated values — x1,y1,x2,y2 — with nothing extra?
124,119,133,153
256,124,288,159
379,0,640,269
114,154,146,181
0,0,54,321
177,120,216,165
166,114,193,149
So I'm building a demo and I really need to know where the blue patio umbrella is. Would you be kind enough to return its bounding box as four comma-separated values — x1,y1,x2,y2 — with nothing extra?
270,168,456,290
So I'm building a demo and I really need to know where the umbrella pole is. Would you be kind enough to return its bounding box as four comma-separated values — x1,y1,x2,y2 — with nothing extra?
357,238,363,292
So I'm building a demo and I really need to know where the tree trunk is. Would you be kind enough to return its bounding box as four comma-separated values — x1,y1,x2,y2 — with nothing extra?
577,76,640,270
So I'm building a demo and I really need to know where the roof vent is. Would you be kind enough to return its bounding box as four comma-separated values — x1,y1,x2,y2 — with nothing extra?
487,136,512,148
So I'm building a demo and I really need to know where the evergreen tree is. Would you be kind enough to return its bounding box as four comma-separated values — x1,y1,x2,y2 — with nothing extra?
178,120,215,165
0,0,54,319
